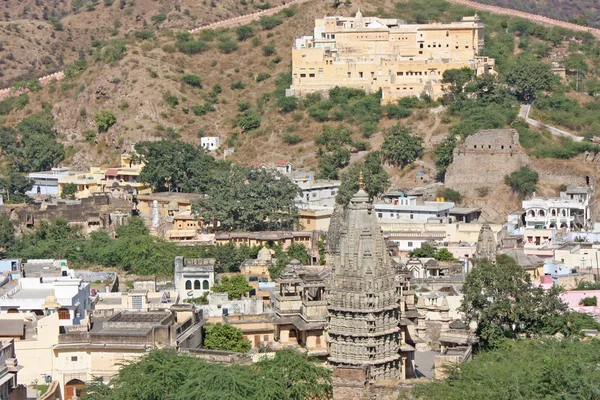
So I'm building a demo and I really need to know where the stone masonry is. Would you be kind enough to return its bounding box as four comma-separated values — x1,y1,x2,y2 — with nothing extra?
445,129,529,196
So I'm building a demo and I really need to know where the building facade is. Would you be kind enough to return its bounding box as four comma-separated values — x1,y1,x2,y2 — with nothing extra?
522,187,593,231
374,191,454,223
200,137,221,151
289,10,495,103
173,257,215,299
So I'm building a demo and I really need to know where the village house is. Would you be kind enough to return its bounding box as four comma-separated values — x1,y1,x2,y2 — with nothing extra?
0,338,21,400
522,186,593,231
173,257,215,300
289,10,495,102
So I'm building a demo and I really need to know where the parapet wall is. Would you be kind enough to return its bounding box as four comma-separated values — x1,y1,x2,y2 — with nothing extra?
0,71,65,102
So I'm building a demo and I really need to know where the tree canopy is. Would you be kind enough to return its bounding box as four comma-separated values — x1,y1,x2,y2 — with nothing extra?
504,166,539,198
81,349,331,400
380,125,424,168
336,152,390,205
503,55,557,102
412,339,600,400
195,166,300,232
203,323,252,353
461,255,574,349
211,275,253,300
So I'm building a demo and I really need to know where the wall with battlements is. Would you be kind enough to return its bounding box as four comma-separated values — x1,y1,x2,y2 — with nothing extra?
445,129,530,195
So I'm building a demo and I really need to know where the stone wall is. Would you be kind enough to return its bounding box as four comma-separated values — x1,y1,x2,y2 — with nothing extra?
445,129,529,196
0,71,65,101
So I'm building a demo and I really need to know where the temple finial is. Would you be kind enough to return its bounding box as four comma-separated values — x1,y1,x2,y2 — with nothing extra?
358,170,365,190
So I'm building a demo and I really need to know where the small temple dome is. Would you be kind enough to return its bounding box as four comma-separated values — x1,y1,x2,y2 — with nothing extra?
257,247,272,261
168,201,180,211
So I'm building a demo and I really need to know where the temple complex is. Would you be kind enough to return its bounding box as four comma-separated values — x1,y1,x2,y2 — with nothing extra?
326,173,416,394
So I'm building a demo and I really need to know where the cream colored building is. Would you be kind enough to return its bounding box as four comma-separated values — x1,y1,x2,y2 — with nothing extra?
289,10,495,102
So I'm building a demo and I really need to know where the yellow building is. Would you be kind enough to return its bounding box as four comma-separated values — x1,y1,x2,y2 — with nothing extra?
57,153,151,199
289,10,495,102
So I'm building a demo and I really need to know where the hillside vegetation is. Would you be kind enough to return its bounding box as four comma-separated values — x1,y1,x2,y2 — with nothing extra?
0,0,599,221
473,0,600,28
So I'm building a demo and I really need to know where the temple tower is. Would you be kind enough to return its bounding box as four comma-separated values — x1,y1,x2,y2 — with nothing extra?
327,173,402,381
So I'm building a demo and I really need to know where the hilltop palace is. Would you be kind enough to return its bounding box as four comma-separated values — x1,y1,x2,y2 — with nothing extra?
288,9,495,103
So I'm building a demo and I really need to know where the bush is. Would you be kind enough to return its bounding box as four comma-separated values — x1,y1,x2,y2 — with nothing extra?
277,96,298,113
437,188,462,204
101,40,127,63
94,110,116,132
177,38,209,54
151,13,167,24
384,104,411,119
282,133,302,144
217,37,238,54
262,43,276,56
134,30,155,40
505,166,539,198
281,7,297,17
259,15,282,30
164,94,179,108
192,103,215,116
230,81,245,90
580,296,598,306
182,74,202,88
256,72,271,82
235,25,255,41
237,111,261,131
64,59,88,78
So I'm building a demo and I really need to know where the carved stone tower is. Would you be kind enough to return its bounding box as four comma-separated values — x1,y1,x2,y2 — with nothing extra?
327,174,402,381
475,223,497,264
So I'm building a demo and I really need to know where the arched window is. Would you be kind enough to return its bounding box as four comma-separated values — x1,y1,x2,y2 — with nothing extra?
539,210,545,217
551,209,556,217
185,280,192,290
203,280,209,290
194,280,201,290
58,308,71,320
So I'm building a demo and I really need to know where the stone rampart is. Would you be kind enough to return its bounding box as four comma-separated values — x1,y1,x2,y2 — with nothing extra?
188,0,309,33
0,71,65,101
445,129,530,195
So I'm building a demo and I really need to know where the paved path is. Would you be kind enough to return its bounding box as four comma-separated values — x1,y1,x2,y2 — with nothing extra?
518,104,584,142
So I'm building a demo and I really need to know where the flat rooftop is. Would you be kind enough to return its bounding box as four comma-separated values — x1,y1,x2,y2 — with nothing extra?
108,312,170,324
10,288,52,300
137,192,204,201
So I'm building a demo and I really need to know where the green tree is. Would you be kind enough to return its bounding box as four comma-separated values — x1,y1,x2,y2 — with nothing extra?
504,166,539,198
211,274,253,300
442,67,473,100
0,214,15,255
181,74,202,88
135,140,229,193
236,25,255,41
380,125,424,168
433,134,457,180
61,183,78,199
435,248,455,261
409,243,437,258
203,323,252,353
195,166,300,231
503,55,557,102
0,172,33,203
412,339,600,400
94,110,117,132
336,152,390,205
286,243,311,264
461,254,568,349
437,188,462,204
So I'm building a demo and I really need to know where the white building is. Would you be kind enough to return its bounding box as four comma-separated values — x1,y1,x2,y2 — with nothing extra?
0,260,90,326
26,167,73,197
0,339,19,400
173,257,215,299
200,137,221,151
522,187,592,231
296,179,341,209
553,243,600,272
374,191,454,223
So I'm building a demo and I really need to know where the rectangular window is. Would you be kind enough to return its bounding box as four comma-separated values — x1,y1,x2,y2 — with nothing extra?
347,72,351,78
359,72,363,78
309,73,315,78
71,356,78,362
300,74,306,78
408,242,413,247
378,213,382,218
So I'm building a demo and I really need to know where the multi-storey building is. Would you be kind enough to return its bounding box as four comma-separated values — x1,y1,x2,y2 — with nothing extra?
522,186,593,231
289,9,495,102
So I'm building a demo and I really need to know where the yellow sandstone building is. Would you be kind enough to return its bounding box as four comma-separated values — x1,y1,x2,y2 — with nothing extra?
289,9,495,102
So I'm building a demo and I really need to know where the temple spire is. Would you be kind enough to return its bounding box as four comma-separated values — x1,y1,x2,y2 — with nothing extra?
358,170,365,190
